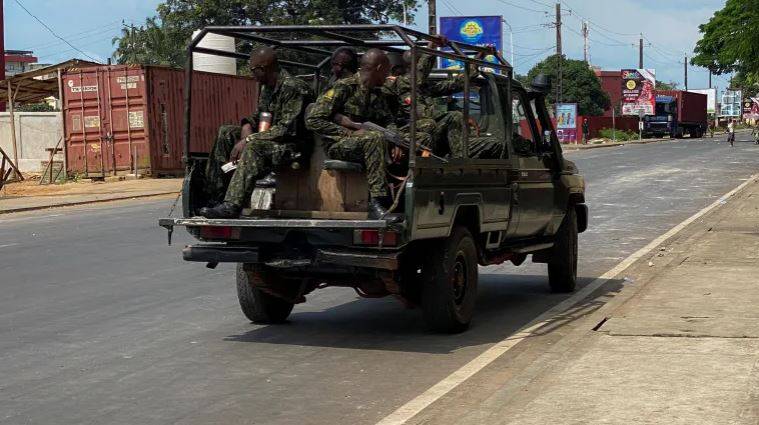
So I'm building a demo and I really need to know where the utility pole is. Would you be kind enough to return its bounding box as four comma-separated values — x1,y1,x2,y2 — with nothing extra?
708,69,712,89
428,0,437,35
0,0,5,112
502,18,514,66
582,21,589,63
638,33,643,69
555,2,562,104
684,55,688,90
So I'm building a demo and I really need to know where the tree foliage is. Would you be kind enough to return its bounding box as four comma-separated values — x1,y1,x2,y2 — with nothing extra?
656,80,678,90
526,55,611,116
113,0,420,67
691,0,759,84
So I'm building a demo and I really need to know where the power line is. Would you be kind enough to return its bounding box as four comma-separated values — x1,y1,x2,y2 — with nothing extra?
22,20,123,51
559,0,638,37
493,0,551,14
12,0,98,62
439,0,464,16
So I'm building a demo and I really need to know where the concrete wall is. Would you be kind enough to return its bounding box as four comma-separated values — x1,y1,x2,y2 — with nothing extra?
0,112,62,172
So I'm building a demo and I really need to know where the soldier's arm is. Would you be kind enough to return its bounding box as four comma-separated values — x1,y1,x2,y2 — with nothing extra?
306,84,352,137
252,84,311,142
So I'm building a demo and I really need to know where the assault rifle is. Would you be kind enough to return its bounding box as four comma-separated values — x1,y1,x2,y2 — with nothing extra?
333,113,447,162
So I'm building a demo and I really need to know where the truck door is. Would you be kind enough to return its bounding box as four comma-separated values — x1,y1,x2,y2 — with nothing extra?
510,89,555,238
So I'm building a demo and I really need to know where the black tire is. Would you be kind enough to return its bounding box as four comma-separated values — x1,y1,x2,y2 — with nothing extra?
548,207,578,293
236,264,294,324
421,227,479,333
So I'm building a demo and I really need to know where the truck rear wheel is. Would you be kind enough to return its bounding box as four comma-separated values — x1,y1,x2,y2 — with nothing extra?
421,227,479,333
548,207,578,293
236,264,294,324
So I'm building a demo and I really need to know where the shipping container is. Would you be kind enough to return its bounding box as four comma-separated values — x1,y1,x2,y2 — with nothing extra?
62,65,258,177
644,90,707,138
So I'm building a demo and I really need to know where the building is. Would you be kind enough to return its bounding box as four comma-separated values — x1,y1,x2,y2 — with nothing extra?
594,68,622,118
5,50,38,76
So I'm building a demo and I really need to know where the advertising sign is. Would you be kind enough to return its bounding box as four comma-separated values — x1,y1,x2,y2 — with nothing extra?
688,88,717,114
621,69,656,115
439,16,502,72
555,103,578,143
743,97,759,120
720,89,742,117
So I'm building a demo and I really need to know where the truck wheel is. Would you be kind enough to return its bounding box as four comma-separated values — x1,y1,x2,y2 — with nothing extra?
236,264,294,324
421,227,479,333
548,207,578,293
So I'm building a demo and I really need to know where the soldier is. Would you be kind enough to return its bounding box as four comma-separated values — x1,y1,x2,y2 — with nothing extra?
389,40,495,158
324,47,359,91
199,46,314,219
306,48,403,222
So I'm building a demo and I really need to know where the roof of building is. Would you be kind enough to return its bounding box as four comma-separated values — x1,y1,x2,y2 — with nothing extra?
0,58,101,104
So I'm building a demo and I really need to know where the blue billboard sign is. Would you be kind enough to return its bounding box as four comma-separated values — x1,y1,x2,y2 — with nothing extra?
439,16,503,71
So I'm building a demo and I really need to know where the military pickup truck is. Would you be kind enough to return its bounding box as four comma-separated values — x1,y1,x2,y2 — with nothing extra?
159,25,587,333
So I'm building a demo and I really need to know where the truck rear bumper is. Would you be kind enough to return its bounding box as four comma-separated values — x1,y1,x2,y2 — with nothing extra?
183,245,259,263
182,244,399,270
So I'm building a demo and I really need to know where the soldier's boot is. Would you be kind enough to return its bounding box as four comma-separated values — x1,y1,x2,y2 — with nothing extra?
198,202,242,219
368,196,403,224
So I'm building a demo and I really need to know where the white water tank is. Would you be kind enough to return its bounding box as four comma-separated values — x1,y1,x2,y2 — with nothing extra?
192,30,237,75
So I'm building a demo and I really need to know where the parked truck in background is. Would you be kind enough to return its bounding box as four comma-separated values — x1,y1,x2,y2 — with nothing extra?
643,90,707,139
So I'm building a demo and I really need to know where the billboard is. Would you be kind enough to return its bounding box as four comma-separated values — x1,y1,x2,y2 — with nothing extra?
688,88,717,114
720,89,742,117
555,103,578,143
439,16,503,72
743,97,759,120
621,69,656,115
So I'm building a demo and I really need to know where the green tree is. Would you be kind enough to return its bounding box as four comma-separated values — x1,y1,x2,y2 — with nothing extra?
656,80,678,90
113,0,420,67
526,55,611,116
691,0,759,82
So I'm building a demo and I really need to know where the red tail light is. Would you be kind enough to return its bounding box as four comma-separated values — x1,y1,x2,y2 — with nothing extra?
354,229,398,246
199,226,240,240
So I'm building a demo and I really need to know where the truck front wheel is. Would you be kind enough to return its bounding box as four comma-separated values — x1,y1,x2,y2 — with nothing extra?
236,264,294,324
421,227,479,333
548,207,578,293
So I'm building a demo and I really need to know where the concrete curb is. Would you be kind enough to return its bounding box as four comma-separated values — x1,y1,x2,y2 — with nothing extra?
563,129,752,151
0,191,180,215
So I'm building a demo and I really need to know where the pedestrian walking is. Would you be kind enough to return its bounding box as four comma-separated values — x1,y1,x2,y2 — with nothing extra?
752,122,759,145
727,119,735,146
708,121,715,138
582,117,590,144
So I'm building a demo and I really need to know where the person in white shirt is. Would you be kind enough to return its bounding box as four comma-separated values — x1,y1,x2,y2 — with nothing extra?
727,120,735,146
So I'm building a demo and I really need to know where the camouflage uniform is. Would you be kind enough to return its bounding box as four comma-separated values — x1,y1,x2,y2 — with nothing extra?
221,70,314,207
204,124,244,204
306,74,401,198
387,54,481,157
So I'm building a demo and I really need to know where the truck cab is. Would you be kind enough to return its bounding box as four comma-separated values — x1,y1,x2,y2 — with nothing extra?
159,25,587,333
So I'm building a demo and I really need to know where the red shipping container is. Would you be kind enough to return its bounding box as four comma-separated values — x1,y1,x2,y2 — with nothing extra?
63,65,258,177
655,90,707,126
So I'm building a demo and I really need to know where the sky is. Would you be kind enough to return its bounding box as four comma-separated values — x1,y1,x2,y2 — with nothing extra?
4,0,732,91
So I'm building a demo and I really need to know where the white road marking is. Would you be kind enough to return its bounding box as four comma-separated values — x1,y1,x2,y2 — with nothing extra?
0,243,20,249
375,173,759,425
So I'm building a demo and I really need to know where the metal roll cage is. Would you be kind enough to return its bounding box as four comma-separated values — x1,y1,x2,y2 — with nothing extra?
183,24,513,171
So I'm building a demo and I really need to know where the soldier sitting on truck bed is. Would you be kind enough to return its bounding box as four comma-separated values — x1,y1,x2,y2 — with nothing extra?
199,46,314,219
387,40,497,158
324,47,359,91
307,48,417,222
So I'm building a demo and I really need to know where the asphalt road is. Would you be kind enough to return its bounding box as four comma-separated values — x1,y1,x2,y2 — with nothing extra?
1,135,758,425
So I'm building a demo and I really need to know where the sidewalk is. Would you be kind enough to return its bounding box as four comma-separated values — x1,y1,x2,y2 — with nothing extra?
406,176,759,425
563,128,752,151
0,178,182,214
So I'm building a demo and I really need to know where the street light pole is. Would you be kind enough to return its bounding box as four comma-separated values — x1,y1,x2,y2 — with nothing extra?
502,18,514,65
